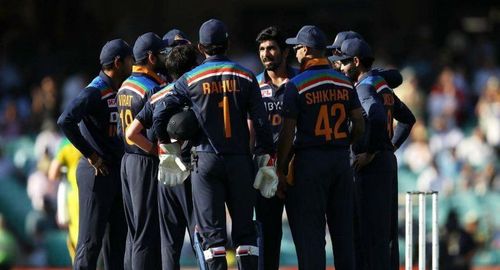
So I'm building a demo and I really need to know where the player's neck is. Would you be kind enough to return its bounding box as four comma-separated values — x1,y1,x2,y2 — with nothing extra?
357,68,371,83
103,69,125,90
266,63,289,87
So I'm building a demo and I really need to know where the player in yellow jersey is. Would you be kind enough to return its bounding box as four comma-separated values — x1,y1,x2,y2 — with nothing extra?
48,137,82,263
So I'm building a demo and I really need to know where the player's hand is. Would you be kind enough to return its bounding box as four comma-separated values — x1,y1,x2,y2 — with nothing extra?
88,152,109,176
253,154,278,198
148,143,158,156
352,152,377,172
158,143,190,186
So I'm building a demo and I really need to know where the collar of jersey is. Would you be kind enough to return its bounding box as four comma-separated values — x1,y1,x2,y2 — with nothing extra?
132,65,164,84
98,70,117,91
261,65,297,85
355,69,374,86
300,58,330,72
203,55,230,64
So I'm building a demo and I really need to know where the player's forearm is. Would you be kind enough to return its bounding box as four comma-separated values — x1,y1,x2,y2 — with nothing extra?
276,118,296,174
349,108,365,144
247,119,256,154
392,122,413,150
48,160,63,181
57,116,94,158
152,103,172,144
392,99,416,149
57,92,97,158
126,119,156,154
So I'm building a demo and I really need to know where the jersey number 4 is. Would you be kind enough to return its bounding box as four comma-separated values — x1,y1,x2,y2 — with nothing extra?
314,104,347,141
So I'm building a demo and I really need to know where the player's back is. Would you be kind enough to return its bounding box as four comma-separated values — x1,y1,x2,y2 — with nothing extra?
181,57,261,154
287,67,359,149
117,71,162,155
358,74,395,140
72,75,123,163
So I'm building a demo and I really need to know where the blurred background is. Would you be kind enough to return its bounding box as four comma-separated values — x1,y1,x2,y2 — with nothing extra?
0,0,499,269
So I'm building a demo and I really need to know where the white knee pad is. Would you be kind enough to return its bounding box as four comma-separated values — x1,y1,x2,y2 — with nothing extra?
236,245,259,257
203,246,226,261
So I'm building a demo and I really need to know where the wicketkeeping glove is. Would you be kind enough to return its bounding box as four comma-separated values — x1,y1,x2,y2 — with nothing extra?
253,154,278,198
158,143,190,186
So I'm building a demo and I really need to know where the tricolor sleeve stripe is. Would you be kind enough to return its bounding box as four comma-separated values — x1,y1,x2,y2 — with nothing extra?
119,80,147,98
374,78,391,93
187,65,253,86
296,73,352,94
150,84,175,104
298,79,352,94
100,88,114,99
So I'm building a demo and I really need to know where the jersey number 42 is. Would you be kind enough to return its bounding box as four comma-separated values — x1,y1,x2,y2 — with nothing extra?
314,104,347,141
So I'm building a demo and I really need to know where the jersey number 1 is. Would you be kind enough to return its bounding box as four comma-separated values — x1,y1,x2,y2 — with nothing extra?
314,104,347,141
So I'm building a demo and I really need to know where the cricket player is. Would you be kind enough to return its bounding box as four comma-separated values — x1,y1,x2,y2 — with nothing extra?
58,39,132,270
327,31,403,89
48,137,82,264
276,25,365,270
153,19,274,270
332,38,415,270
252,25,298,270
116,32,167,270
126,41,198,270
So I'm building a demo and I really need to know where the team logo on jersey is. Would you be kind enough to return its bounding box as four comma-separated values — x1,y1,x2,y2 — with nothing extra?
107,99,117,108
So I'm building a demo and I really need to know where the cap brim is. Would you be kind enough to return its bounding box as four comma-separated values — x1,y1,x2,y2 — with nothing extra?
285,37,300,45
326,45,339,50
328,54,351,62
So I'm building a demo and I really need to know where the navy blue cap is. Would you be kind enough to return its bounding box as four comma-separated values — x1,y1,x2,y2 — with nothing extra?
199,19,228,46
99,39,132,66
163,29,188,43
285,25,327,50
160,38,191,56
133,32,168,62
326,31,363,50
328,38,373,62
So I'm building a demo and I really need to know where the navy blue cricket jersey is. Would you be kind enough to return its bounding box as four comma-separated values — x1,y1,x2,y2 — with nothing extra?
137,82,194,163
153,55,273,154
362,71,415,149
282,59,361,149
372,68,403,89
353,73,394,154
256,67,298,150
117,66,164,155
58,71,123,164
136,83,174,131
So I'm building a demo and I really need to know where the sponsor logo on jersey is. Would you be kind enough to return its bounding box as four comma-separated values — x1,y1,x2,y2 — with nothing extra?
107,99,117,108
261,89,272,97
